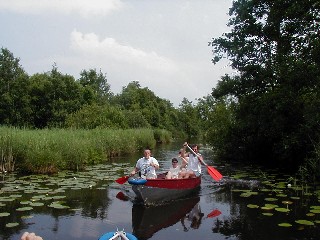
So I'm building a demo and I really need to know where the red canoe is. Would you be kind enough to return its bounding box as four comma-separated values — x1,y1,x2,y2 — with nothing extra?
128,172,201,204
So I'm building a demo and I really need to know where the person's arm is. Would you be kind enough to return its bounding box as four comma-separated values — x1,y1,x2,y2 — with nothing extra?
131,166,139,175
181,142,189,158
131,160,140,175
180,156,188,168
150,159,159,170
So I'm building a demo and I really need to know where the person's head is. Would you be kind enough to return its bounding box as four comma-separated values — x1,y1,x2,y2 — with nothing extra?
191,144,199,153
143,148,151,159
172,158,178,166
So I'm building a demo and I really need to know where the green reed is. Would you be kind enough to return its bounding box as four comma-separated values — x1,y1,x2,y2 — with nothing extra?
0,126,170,173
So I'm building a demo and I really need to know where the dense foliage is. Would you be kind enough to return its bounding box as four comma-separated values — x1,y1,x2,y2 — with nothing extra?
0,48,190,138
208,0,320,171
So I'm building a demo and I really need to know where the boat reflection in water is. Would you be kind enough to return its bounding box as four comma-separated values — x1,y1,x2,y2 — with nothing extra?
132,196,203,240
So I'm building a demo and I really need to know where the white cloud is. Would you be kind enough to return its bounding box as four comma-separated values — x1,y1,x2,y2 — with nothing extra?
70,30,178,73
0,0,123,17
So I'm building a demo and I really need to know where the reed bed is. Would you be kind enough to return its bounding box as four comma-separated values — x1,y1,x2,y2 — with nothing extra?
0,126,171,173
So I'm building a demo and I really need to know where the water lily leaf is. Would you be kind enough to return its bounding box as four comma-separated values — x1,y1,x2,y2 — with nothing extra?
0,212,10,217
0,197,15,202
51,196,66,200
278,223,292,227
30,202,44,207
16,207,33,211
295,220,314,226
265,198,278,202
6,222,19,228
310,209,320,214
247,204,259,209
276,194,287,197
306,213,315,217
275,208,290,213
310,206,320,210
9,194,22,198
262,213,273,216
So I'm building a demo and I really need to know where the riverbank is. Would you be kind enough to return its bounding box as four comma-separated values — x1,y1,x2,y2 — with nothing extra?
0,126,171,173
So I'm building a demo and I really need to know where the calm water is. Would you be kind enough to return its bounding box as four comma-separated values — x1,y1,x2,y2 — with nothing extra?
1,141,320,240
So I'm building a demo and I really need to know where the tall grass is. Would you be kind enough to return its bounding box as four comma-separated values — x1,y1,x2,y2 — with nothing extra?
0,126,171,173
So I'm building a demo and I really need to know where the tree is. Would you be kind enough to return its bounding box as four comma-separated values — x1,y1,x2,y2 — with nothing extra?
29,66,84,128
209,0,320,168
178,98,201,139
79,69,112,105
0,48,31,126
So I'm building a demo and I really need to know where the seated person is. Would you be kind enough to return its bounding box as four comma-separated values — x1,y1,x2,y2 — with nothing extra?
131,148,159,179
179,142,204,178
166,158,184,179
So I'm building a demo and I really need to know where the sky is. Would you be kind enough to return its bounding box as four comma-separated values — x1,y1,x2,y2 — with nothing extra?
0,0,234,106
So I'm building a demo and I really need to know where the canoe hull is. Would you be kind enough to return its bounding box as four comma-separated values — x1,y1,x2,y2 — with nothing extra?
130,173,201,204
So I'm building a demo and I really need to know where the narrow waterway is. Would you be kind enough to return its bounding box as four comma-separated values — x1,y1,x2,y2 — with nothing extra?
1,141,320,240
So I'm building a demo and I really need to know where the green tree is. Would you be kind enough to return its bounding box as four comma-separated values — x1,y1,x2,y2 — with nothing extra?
209,0,320,168
79,69,112,105
29,66,84,128
178,98,200,139
113,81,181,132
65,104,127,129
0,48,31,126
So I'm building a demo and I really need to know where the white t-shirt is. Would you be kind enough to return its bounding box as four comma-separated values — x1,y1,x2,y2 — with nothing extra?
169,165,181,178
187,153,201,174
136,157,159,178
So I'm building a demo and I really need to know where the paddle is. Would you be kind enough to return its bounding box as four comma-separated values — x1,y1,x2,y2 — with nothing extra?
115,175,131,184
116,191,129,201
186,144,223,181
206,209,222,218
115,168,143,184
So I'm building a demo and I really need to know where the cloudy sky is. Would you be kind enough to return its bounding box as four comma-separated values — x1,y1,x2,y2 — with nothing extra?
0,0,234,106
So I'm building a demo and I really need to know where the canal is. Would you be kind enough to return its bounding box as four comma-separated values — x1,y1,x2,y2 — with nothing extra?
0,141,320,240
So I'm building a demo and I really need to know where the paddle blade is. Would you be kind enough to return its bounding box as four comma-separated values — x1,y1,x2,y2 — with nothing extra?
116,191,129,201
115,175,130,184
207,166,223,181
207,209,221,218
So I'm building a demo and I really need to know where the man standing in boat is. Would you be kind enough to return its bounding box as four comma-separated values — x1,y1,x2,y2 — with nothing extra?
180,142,204,178
131,148,159,179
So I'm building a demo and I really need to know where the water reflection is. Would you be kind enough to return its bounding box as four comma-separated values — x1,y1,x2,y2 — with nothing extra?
132,197,201,240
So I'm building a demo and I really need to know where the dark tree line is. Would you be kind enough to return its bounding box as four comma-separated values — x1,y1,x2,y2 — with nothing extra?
0,47,200,138
208,0,320,173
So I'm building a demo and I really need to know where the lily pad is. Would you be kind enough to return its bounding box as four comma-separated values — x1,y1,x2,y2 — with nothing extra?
278,223,292,227
30,202,44,207
262,213,273,216
0,212,10,217
265,198,278,202
247,204,259,209
306,213,315,217
6,222,19,228
16,207,33,211
275,208,290,213
295,220,314,226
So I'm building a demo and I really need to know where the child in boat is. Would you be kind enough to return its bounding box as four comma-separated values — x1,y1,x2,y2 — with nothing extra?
166,156,188,179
